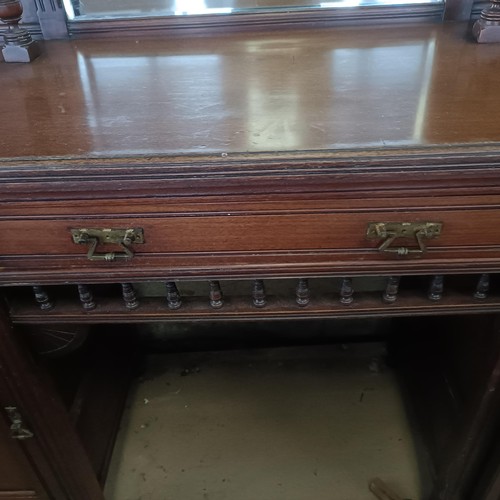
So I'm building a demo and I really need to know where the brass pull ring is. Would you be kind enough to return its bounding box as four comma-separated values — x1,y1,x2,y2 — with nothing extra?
71,228,144,262
366,222,442,256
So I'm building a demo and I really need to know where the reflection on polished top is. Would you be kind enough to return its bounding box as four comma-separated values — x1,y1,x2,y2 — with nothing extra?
1,23,500,160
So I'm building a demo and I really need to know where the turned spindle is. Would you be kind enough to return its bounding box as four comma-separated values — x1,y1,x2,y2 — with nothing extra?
166,281,182,310
209,281,223,309
0,0,40,62
32,286,54,311
428,275,444,301
295,278,310,306
473,0,500,43
383,276,400,304
252,280,266,308
77,284,96,311
474,274,490,300
121,283,139,310
340,278,354,305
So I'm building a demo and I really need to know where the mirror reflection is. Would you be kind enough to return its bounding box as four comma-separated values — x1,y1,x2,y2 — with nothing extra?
66,0,442,20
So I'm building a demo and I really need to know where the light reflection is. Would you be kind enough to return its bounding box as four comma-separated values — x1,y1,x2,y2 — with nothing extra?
320,0,439,6
75,34,436,154
76,53,97,129
62,0,75,20
173,0,233,15
245,75,300,151
328,40,435,148
76,52,223,154
243,41,301,150
67,0,442,19
413,38,435,142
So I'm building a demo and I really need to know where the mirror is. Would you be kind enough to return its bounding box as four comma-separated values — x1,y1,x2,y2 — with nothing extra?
65,0,443,21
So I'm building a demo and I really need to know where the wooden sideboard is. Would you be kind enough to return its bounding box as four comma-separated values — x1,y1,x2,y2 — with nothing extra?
2,22,500,500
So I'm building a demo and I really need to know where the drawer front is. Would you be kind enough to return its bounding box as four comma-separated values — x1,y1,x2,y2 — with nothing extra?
1,205,500,283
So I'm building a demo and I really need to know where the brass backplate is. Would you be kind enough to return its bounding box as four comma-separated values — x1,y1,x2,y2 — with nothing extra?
70,228,145,245
366,222,442,240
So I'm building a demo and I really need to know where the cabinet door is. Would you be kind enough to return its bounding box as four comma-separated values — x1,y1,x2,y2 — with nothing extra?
0,415,48,500
392,314,500,500
0,303,105,500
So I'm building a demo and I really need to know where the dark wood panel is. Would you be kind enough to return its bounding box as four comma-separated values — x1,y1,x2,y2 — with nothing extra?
69,329,136,486
0,417,45,500
0,304,105,500
391,315,500,500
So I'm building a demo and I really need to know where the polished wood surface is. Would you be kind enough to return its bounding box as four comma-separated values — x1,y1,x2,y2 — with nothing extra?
2,24,500,500
2,23,500,283
1,23,500,160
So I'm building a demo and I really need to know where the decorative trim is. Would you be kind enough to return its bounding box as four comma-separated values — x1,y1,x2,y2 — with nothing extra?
472,0,490,17
0,22,42,38
3,146,500,202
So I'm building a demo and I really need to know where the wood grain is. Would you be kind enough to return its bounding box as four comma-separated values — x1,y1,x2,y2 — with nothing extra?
0,23,499,159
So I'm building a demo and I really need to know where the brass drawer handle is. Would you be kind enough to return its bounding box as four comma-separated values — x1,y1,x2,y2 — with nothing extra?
71,228,144,261
366,222,442,256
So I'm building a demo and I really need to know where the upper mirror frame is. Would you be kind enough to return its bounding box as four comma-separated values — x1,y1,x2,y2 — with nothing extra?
65,0,443,20
62,0,454,38
0,0,474,41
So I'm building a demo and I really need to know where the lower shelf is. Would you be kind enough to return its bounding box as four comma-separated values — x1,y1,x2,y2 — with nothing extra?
104,343,426,500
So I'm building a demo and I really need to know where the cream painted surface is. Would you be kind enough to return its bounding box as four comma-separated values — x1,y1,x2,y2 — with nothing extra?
105,344,422,500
